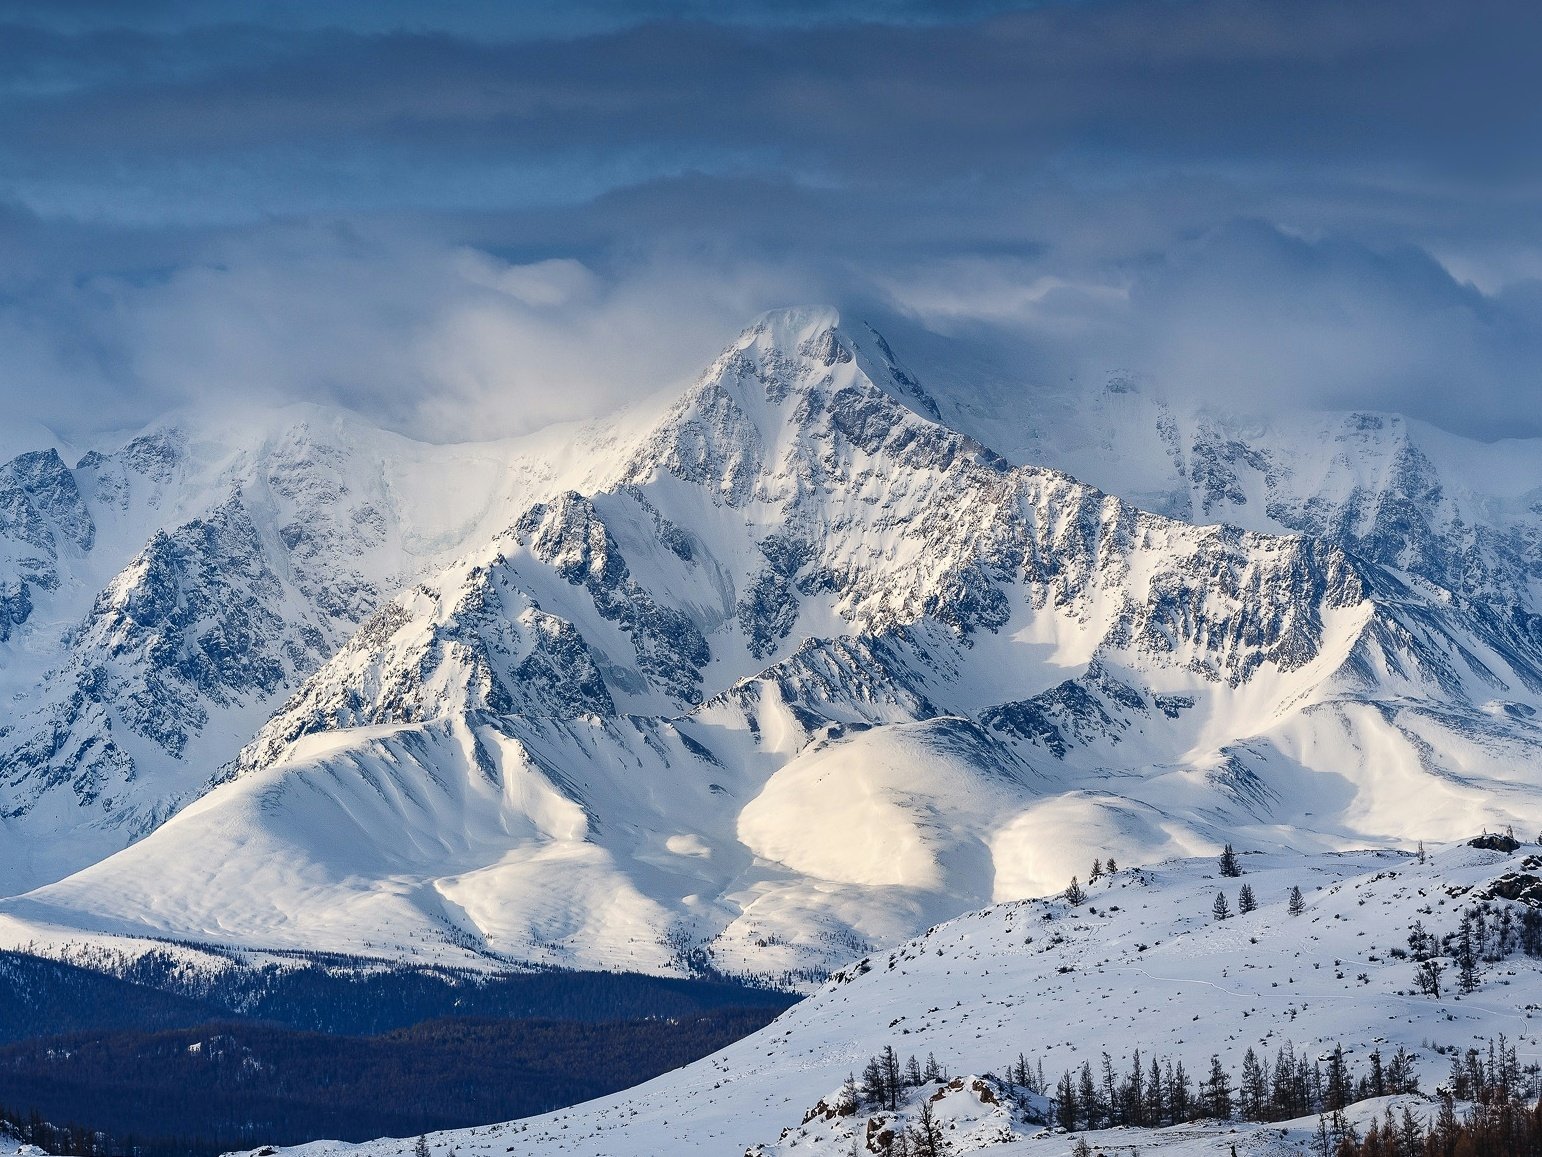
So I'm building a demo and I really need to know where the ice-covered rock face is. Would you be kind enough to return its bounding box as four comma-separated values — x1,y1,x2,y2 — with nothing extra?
0,432,383,869
0,449,94,642
7,308,1542,985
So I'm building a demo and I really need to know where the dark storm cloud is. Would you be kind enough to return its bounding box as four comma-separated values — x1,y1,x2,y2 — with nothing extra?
0,0,1538,442
0,1,1029,38
4,0,1537,220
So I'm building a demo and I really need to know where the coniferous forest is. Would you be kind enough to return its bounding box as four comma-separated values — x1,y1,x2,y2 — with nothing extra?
0,953,794,1155
0,1011,784,1155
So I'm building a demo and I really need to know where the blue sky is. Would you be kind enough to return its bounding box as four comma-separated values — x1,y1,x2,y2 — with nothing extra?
1,0,1538,442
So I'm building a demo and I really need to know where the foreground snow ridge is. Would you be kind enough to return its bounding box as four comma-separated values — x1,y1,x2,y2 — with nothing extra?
257,840,1542,1156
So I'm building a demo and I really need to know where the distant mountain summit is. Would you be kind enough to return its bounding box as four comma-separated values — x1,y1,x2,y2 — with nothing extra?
3,309,1542,985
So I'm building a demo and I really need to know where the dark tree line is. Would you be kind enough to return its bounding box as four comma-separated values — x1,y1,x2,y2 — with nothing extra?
1442,1036,1539,1106
1337,1097,1542,1157
0,948,793,1043
1044,1041,1419,1132
1336,1037,1542,1157
0,948,797,1157
0,1106,225,1157
0,1010,783,1157
845,1037,1421,1142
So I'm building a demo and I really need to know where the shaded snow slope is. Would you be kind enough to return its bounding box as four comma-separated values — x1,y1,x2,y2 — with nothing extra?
7,311,1542,984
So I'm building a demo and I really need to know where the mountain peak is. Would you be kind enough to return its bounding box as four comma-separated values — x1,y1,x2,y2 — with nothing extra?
741,305,844,345
723,305,941,423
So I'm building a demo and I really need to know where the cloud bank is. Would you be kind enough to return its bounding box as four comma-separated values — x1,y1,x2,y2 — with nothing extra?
0,0,1537,443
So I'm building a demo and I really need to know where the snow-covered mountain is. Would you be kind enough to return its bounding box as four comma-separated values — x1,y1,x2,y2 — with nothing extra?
250,839,1542,1156
0,402,653,892
5,307,1542,985
941,367,1542,622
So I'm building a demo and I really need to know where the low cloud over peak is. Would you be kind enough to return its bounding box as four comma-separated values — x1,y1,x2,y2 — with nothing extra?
0,0,1536,445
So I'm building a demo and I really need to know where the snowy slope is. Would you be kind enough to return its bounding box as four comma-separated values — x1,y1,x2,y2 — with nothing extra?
0,399,661,893
7,310,1542,986
248,840,1542,1156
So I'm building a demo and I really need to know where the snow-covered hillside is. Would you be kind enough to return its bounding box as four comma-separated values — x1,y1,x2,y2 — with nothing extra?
256,840,1542,1156
5,309,1542,987
0,400,660,893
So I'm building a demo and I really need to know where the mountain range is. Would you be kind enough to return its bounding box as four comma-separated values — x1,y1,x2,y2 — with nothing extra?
2,307,1541,987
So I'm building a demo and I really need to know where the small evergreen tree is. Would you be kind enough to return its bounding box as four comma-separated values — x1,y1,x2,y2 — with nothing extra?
1105,857,1117,873
1417,839,1426,864
1213,890,1231,921
1447,1051,1470,1101
1366,1049,1385,1099
836,1074,860,1114
1124,1048,1145,1127
862,1055,888,1109
1056,1070,1078,1131
881,1045,902,1109
1100,1052,1119,1126
1167,1059,1193,1123
1457,920,1480,993
1202,1054,1233,1120
1237,883,1257,914
415,1136,430,1157
907,1098,945,1157
1323,1045,1349,1112
1219,843,1242,877
1385,1046,1419,1096
1239,1048,1266,1120
924,1052,943,1082
1313,1113,1332,1157
1079,1061,1102,1130
1089,858,1103,883
1144,1054,1165,1125
1064,876,1086,905
1009,1051,1030,1091
1287,885,1306,915
1416,957,1442,997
